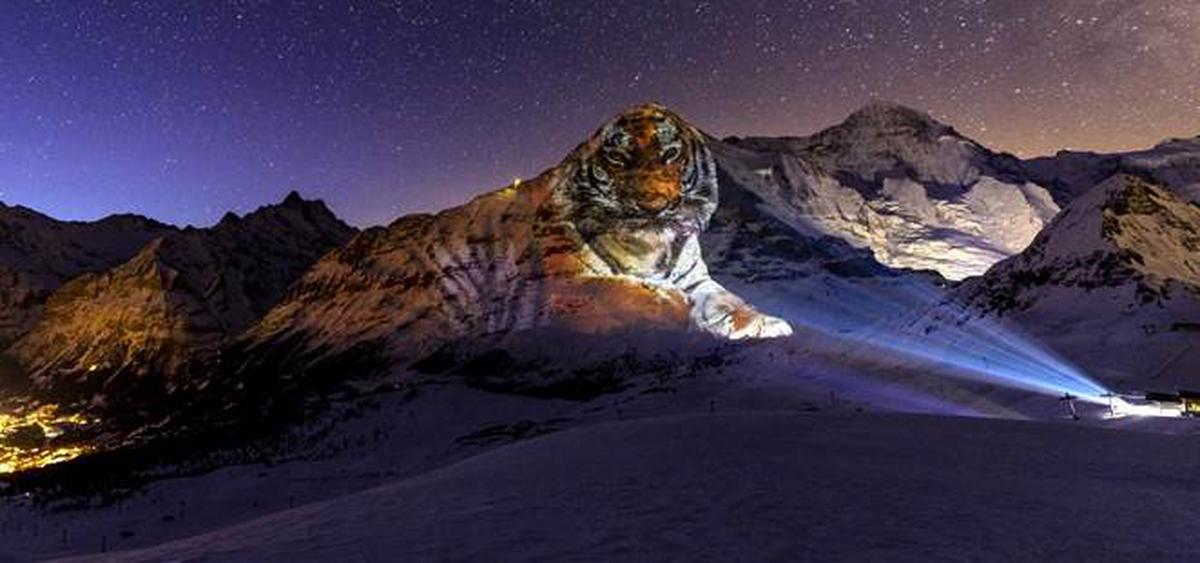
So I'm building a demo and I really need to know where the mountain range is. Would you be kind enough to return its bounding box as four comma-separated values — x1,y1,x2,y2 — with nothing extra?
1,101,1198,437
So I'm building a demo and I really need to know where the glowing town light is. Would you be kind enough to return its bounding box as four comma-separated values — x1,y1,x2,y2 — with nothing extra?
0,404,94,474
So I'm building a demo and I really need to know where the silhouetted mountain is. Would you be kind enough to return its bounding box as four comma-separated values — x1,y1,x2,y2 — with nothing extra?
0,204,173,348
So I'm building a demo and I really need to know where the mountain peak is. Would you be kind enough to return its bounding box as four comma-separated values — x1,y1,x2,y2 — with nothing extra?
0,202,54,222
833,101,952,139
0,205,175,347
94,213,171,231
231,192,346,234
1063,173,1163,216
846,100,930,121
282,190,305,207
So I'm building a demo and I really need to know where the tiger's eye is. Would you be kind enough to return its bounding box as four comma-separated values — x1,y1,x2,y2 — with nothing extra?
591,163,609,182
604,151,624,167
661,146,681,164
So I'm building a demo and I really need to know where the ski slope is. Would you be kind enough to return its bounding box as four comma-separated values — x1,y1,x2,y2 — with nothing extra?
59,411,1200,562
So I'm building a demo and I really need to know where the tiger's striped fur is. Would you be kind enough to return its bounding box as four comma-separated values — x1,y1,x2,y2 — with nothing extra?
241,104,791,374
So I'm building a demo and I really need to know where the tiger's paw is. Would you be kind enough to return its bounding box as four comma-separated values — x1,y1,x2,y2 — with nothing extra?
726,311,793,340
696,301,793,340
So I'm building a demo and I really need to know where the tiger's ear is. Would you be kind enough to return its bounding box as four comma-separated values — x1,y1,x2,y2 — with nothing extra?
577,121,620,162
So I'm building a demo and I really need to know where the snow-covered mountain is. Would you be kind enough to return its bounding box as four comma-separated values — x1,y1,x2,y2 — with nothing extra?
1026,136,1200,204
8,193,355,403
229,169,652,389
920,174,1200,387
0,205,172,348
717,102,1060,280
957,174,1200,313
702,141,894,282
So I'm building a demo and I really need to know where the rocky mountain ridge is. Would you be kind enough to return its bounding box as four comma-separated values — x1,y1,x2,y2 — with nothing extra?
8,193,356,403
232,106,798,392
0,204,173,348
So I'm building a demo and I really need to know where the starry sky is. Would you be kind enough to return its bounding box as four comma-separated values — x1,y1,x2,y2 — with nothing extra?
1,1,1197,227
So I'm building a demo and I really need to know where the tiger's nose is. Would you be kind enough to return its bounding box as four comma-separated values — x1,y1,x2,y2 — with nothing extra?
636,180,681,213
638,196,672,213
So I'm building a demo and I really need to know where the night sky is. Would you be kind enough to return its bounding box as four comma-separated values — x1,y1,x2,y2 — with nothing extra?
1,1,1197,228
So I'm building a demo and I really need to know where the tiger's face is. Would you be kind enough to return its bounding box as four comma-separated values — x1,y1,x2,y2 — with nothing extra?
572,104,717,238
596,110,689,214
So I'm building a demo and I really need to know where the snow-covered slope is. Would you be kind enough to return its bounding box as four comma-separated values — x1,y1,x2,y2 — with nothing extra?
0,205,172,348
60,411,1200,563
717,102,1060,280
1026,136,1200,204
703,140,895,282
8,193,355,402
1,323,1186,562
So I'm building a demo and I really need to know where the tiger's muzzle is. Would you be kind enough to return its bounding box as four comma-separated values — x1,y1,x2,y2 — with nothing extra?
618,171,684,215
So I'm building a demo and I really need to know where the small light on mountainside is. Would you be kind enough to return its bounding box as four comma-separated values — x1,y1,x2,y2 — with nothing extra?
499,177,521,198
87,364,98,372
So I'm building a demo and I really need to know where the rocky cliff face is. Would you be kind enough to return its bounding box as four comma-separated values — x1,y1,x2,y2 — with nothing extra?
0,205,173,347
237,170,646,379
10,193,355,401
717,102,1060,280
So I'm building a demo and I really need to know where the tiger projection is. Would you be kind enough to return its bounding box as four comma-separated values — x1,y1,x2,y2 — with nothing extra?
240,103,792,374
